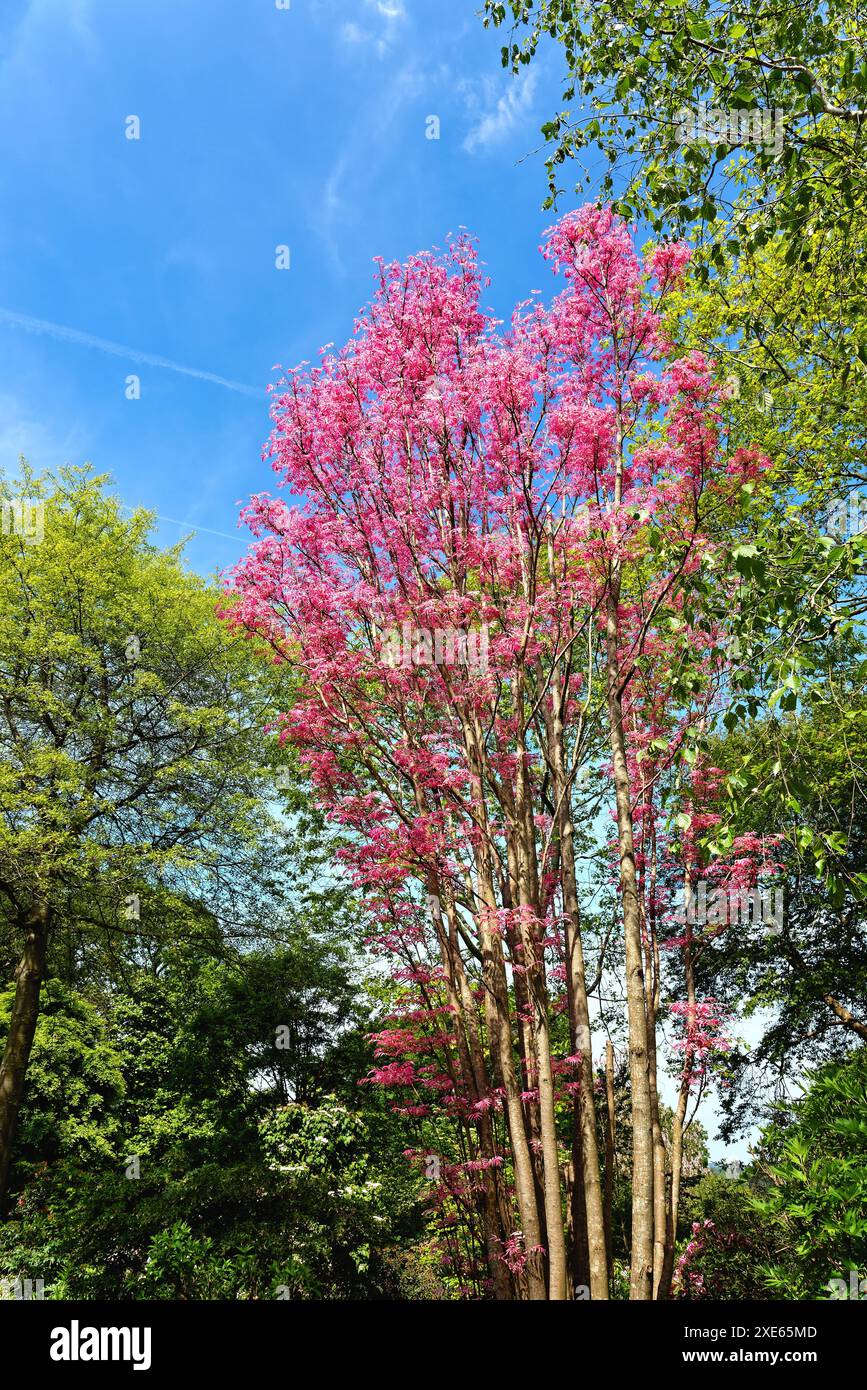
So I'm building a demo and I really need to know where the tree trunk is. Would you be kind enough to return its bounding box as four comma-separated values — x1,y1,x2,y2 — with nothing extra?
0,902,49,1204
439,889,512,1300
642,819,668,1299
471,824,547,1300
604,1040,616,1279
512,716,568,1302
606,595,655,1300
543,527,609,1299
660,881,697,1299
548,709,609,1296
648,1023,668,1298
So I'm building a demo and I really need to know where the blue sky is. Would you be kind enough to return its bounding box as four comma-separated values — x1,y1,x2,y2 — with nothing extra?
0,0,573,577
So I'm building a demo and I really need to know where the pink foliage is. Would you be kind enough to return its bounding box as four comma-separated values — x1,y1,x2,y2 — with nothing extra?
225,205,771,1293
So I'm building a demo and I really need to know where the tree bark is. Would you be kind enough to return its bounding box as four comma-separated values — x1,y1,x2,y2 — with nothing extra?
512,702,569,1301
642,819,668,1299
546,680,609,1298
605,596,655,1300
438,888,512,1300
660,880,697,1300
0,902,49,1205
604,1040,616,1279
467,760,548,1301
820,993,867,1041
648,1023,668,1298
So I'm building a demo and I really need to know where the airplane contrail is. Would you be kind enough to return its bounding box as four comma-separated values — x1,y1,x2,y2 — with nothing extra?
120,506,241,543
0,306,262,398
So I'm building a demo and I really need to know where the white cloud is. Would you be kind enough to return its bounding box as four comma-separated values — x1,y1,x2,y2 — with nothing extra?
316,153,349,274
463,69,539,154
337,0,407,58
312,62,423,273
368,0,406,18
340,20,365,44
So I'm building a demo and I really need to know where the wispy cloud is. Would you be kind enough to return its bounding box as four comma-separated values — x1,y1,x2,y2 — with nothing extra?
340,20,366,45
369,0,406,18
1,0,96,80
337,0,407,58
313,63,424,273
463,69,539,155
0,307,261,398
0,390,88,471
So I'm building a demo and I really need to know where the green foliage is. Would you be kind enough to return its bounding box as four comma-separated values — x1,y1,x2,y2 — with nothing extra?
687,679,867,1134
0,462,287,955
0,934,427,1299
675,1172,784,1300
0,1158,416,1300
0,982,124,1175
484,1,867,278
0,464,427,1298
2,245,862,1301
751,1049,867,1298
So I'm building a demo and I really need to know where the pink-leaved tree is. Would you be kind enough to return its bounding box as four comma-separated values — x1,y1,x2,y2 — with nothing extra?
224,205,770,1300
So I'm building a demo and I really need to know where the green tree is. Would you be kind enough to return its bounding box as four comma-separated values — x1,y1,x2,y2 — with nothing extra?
483,2,867,476
674,1170,784,1300
0,933,425,1300
751,1049,867,1298
691,683,867,1139
0,982,124,1181
484,1,867,266
0,463,283,1202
